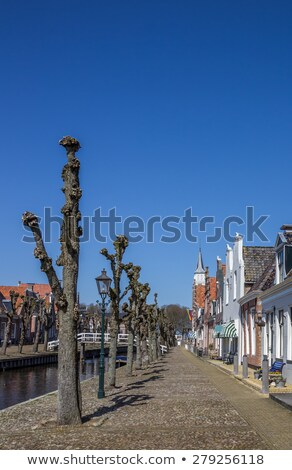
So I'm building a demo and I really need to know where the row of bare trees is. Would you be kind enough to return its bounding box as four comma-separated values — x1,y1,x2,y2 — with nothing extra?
22,136,175,426
1,291,54,355
99,236,176,389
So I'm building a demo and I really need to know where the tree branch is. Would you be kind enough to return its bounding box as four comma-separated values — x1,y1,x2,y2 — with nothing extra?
22,212,66,310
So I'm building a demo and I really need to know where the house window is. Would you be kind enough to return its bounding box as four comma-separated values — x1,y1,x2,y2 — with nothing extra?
245,312,250,355
233,271,237,300
0,322,6,340
278,309,284,358
251,309,256,355
212,300,216,315
270,311,274,355
278,250,284,282
288,307,292,361
225,279,229,305
11,323,16,339
285,246,292,276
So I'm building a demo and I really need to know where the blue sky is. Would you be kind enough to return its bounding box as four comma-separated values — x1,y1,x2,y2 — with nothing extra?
0,0,292,307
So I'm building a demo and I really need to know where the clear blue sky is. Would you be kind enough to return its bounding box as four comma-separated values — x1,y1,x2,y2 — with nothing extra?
0,0,291,307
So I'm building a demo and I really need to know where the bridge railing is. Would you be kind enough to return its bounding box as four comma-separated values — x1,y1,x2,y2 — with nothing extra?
47,340,59,351
48,333,169,354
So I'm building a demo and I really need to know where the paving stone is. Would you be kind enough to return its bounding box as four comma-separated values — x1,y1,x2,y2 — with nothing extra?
0,348,291,450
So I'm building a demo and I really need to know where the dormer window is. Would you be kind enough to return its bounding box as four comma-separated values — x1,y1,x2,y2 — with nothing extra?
278,250,284,282
277,246,292,282
275,228,292,283
285,245,292,276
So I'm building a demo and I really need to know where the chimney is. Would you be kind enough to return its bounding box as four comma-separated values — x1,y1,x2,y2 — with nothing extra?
18,281,22,286
26,283,35,292
280,225,292,232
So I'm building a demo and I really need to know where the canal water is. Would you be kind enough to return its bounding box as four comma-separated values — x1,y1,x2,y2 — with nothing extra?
0,357,109,411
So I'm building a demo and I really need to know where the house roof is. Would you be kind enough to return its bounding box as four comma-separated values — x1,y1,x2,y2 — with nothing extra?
21,283,51,298
250,260,276,292
0,286,29,308
209,277,217,300
0,284,50,311
242,246,275,284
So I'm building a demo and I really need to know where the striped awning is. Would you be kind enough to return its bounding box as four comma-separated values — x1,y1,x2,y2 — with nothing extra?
219,321,238,338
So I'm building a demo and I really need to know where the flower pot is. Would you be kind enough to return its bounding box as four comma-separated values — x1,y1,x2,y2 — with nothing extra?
254,372,260,379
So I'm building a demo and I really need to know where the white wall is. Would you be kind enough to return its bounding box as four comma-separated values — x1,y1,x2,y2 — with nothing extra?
223,235,244,323
262,281,292,384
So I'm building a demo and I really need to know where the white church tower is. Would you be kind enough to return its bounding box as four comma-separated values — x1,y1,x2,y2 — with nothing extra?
194,248,205,285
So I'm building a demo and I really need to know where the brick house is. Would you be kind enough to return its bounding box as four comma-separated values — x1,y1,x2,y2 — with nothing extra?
239,261,275,368
0,282,56,346
203,267,216,354
213,257,226,356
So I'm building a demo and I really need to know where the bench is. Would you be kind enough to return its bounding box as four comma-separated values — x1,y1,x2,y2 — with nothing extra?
223,353,234,364
257,361,286,380
269,361,285,373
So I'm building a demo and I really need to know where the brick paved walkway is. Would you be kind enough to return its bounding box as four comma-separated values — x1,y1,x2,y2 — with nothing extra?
0,347,291,450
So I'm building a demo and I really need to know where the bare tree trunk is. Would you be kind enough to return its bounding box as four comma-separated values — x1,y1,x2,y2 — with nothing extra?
136,335,142,369
126,319,135,376
157,331,162,358
18,318,26,353
141,336,149,368
101,235,130,388
151,330,158,362
1,316,12,355
148,323,154,363
108,317,118,387
43,327,49,352
56,137,82,423
33,318,41,352
22,136,82,425
2,291,19,355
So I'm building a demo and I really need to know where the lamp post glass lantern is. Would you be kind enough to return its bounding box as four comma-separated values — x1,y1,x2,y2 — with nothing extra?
95,269,112,399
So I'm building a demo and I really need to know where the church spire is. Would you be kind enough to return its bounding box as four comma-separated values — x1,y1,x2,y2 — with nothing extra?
194,247,205,285
196,247,204,272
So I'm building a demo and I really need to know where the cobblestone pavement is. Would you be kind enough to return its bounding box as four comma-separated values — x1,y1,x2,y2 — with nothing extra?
0,347,291,450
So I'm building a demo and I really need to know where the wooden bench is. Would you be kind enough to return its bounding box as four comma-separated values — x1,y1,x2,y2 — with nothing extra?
258,361,285,380
223,353,234,364
269,361,285,373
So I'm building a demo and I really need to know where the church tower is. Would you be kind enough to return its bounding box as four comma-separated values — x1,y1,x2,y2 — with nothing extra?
193,248,205,285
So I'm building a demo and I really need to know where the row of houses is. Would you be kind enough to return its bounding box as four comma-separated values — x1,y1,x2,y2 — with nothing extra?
191,224,292,384
0,282,57,346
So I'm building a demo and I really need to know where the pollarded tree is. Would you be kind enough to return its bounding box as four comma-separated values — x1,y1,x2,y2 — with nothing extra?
147,295,160,363
33,297,45,353
43,297,55,352
1,290,19,355
22,136,83,425
122,264,141,376
18,294,36,353
135,283,150,369
153,293,160,360
100,235,131,387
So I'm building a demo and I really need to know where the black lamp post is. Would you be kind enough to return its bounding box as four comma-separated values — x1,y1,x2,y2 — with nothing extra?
95,268,112,399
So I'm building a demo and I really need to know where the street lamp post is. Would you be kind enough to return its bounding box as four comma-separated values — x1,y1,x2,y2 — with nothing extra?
95,268,112,399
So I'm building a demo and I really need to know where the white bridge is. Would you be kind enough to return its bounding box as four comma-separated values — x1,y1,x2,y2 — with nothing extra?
48,332,168,354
